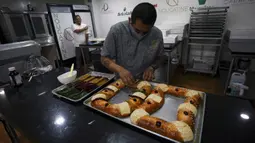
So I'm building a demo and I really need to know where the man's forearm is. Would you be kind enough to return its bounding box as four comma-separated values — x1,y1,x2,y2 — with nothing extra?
74,26,88,33
101,56,123,73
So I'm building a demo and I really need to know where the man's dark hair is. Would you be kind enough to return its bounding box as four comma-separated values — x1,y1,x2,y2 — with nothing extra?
131,3,157,26
75,15,80,20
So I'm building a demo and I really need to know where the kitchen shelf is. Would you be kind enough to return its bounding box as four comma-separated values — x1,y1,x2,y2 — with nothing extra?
188,43,221,46
184,7,229,76
189,37,222,40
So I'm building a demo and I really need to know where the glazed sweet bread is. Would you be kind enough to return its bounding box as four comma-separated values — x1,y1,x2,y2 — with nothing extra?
155,83,169,92
177,103,197,128
184,96,200,108
135,115,194,142
138,89,165,114
91,80,152,118
131,108,194,142
137,81,152,95
130,88,165,124
167,85,188,97
168,86,203,100
91,79,203,142
130,85,203,142
175,90,202,130
112,79,125,89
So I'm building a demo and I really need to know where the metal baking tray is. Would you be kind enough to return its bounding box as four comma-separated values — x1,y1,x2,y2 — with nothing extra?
83,82,206,143
52,71,115,102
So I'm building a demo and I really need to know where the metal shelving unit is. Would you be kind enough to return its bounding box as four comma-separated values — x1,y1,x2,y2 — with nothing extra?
185,7,229,76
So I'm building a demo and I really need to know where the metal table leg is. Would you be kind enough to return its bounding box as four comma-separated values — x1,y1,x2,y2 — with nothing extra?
224,58,235,94
0,114,19,143
167,50,171,84
80,46,88,73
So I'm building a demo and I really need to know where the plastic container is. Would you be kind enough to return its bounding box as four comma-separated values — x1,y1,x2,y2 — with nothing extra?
230,72,246,85
57,70,77,84
8,67,23,87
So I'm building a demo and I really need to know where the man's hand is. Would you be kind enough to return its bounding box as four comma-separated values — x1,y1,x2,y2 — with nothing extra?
118,67,135,85
83,26,88,31
143,67,155,81
101,56,134,85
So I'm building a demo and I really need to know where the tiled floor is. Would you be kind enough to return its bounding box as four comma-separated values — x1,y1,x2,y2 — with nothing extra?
170,67,224,96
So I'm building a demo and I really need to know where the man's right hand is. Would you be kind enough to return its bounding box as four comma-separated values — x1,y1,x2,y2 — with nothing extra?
101,56,134,85
118,67,135,85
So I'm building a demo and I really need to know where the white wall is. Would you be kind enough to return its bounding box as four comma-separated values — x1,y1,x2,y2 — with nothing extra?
92,0,255,38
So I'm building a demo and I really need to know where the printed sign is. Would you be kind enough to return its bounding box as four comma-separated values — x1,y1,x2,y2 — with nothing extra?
117,7,132,16
166,0,179,6
101,3,114,14
51,12,75,60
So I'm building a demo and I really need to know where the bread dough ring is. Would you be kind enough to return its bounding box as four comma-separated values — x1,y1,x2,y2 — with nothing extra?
184,96,200,108
111,79,125,89
155,84,169,92
178,103,197,116
91,80,152,118
137,81,152,95
91,80,203,142
177,109,195,129
130,87,197,142
167,85,188,97
137,81,151,89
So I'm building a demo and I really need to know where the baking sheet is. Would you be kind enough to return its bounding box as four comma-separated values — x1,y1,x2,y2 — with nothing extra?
52,71,115,102
83,83,206,143
83,82,206,143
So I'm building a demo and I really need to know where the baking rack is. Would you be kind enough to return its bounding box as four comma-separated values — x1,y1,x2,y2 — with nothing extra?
184,7,229,76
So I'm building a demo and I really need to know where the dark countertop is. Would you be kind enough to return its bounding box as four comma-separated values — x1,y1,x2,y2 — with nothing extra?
79,42,104,47
79,41,182,51
0,68,255,143
229,39,255,56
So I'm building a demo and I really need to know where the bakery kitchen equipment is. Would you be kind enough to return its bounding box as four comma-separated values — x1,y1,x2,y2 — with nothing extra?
0,40,41,84
84,80,206,143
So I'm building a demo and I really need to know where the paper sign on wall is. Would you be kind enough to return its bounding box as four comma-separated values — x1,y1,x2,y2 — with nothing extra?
51,12,75,60
92,0,255,38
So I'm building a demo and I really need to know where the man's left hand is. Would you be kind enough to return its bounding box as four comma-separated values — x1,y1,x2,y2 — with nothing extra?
143,66,155,81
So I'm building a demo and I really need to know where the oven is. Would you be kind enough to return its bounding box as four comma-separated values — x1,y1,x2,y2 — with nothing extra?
0,13,32,42
29,13,50,38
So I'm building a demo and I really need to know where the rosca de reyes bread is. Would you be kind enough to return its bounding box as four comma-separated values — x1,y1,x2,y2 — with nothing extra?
131,110,194,142
167,86,203,102
129,86,203,142
112,79,125,89
177,103,197,128
167,85,188,97
155,83,169,92
130,88,165,124
137,81,152,95
91,80,152,118
138,89,165,114
91,79,203,142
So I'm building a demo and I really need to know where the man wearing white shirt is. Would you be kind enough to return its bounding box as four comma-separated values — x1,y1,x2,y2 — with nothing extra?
71,15,89,68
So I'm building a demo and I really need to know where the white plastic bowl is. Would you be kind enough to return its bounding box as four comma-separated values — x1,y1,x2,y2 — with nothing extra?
57,70,77,84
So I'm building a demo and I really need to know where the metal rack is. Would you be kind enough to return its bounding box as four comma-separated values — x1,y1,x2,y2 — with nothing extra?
185,7,229,76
